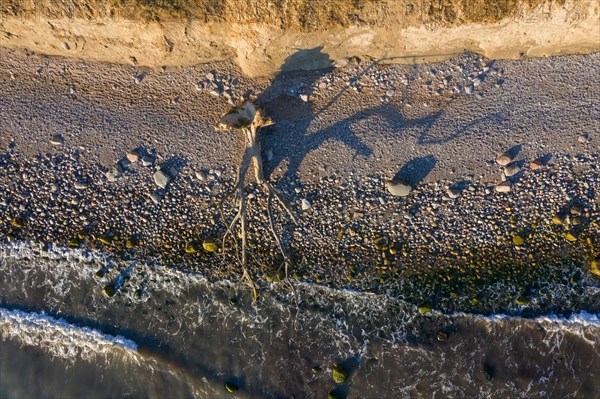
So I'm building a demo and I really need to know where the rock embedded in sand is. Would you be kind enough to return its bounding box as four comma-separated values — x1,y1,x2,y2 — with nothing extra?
464,84,474,94
195,170,206,181
301,199,311,211
202,240,218,252
496,154,512,166
530,159,544,170
150,190,164,204
50,134,64,145
590,258,600,277
386,181,412,197
105,167,121,182
569,205,582,216
494,182,511,193
447,188,461,199
504,163,520,177
74,181,88,190
126,151,139,163
141,155,155,167
153,170,171,188
565,232,577,243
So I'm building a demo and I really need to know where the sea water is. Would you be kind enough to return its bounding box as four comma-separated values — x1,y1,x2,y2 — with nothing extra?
0,242,598,398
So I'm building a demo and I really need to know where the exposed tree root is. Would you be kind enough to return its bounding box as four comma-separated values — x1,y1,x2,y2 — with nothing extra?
217,102,297,302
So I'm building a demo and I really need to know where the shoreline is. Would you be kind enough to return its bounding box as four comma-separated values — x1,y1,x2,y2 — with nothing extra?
0,47,599,315
1,242,598,398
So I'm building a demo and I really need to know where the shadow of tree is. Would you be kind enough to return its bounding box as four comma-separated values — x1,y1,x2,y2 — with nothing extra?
255,48,449,182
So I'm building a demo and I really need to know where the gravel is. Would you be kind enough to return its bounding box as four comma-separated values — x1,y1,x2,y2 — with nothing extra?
0,48,598,313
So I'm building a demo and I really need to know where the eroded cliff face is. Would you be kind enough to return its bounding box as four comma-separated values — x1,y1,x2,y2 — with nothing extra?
1,0,598,76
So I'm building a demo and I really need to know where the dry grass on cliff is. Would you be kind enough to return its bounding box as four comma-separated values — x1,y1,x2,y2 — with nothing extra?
1,0,569,29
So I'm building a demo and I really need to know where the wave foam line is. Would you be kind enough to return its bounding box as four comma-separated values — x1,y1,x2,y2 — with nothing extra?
480,311,600,326
0,307,138,361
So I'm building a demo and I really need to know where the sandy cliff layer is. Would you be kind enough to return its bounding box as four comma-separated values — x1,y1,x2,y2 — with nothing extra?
1,0,599,76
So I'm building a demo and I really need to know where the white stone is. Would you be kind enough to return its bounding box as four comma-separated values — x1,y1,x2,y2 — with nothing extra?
495,182,512,193
150,190,164,204
496,154,512,166
50,134,64,145
386,181,412,197
153,170,171,188
504,163,521,177
301,199,311,211
195,171,206,181
141,155,155,167
447,188,461,199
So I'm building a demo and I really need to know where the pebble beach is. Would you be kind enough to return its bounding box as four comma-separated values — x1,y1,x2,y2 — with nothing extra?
1,47,599,315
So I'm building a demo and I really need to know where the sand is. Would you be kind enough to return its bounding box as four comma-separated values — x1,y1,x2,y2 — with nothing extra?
1,0,598,76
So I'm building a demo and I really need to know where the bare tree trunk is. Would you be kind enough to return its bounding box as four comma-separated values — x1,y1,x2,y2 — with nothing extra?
218,108,297,301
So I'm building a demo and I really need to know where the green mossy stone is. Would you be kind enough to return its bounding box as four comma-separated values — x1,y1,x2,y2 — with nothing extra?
418,304,432,314
565,233,577,243
102,284,116,297
68,238,81,248
515,296,529,305
202,240,218,252
224,381,238,393
332,365,348,384
98,235,112,245
590,259,600,277
512,235,524,246
185,242,198,254
11,217,25,228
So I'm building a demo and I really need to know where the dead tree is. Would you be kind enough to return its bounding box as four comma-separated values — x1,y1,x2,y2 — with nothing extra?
216,102,297,299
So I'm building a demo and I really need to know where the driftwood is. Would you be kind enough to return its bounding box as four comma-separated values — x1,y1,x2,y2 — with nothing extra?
216,102,297,300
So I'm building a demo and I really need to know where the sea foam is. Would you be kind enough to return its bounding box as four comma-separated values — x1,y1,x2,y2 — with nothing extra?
0,307,138,361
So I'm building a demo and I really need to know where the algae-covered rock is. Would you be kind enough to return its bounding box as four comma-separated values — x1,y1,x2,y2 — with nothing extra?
98,234,112,245
125,237,137,249
512,235,524,246
185,242,198,254
68,237,81,248
328,392,342,399
418,304,432,314
202,239,218,252
102,284,116,297
224,381,238,393
590,258,600,277
11,217,25,228
565,232,577,243
515,296,529,305
332,365,348,384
